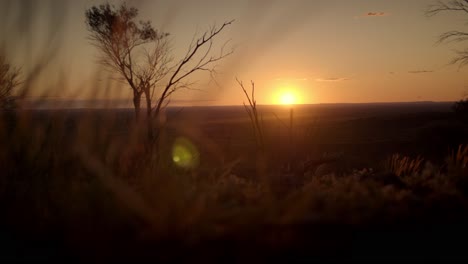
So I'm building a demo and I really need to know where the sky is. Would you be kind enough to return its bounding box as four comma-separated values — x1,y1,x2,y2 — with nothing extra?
1,0,468,106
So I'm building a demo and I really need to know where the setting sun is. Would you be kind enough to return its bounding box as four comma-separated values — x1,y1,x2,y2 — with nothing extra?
280,92,296,105
273,85,303,105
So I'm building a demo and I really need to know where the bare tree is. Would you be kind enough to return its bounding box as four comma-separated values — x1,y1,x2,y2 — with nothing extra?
85,3,171,120
427,0,468,67
0,55,21,110
85,2,234,132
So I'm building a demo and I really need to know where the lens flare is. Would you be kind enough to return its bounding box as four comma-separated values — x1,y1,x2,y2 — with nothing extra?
172,137,200,169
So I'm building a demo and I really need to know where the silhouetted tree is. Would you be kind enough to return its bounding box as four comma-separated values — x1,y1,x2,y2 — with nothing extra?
85,3,170,120
85,2,234,134
0,55,21,111
427,0,468,67
452,97,468,122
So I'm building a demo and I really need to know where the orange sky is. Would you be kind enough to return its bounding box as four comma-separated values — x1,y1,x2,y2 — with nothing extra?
1,0,468,106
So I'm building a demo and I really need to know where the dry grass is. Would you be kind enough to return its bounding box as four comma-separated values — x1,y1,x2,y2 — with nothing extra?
1,111,468,261
385,154,425,177
447,144,468,170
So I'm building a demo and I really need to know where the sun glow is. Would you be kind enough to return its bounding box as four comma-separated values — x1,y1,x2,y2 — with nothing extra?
271,82,307,105
274,86,302,105
280,92,296,105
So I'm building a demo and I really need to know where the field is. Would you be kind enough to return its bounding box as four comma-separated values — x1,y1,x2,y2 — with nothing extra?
1,102,468,262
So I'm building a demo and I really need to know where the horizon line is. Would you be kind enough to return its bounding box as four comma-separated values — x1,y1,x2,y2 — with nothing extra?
18,100,455,110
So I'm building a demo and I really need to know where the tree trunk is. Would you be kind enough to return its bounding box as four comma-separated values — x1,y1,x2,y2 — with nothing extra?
144,89,152,118
143,89,154,139
133,90,141,121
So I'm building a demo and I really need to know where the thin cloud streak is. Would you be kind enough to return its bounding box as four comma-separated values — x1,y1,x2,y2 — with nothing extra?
355,12,390,18
315,77,350,82
274,78,308,81
408,70,434,74
366,12,387,17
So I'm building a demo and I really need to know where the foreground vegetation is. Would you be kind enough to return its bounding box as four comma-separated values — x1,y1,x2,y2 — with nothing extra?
1,107,468,261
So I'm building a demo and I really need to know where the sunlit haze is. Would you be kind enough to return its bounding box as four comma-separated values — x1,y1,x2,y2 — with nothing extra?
1,0,468,107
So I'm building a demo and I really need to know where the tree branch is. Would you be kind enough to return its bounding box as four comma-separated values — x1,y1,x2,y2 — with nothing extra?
153,20,234,118
427,0,468,16
437,30,468,44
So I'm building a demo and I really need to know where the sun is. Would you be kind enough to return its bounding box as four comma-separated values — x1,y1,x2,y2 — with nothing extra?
280,92,295,105
272,83,305,105
279,91,297,105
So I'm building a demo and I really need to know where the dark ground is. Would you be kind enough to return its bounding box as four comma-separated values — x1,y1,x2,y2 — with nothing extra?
26,101,467,163
2,101,468,262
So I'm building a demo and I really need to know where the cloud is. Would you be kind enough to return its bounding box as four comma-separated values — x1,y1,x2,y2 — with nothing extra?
274,78,308,81
315,77,350,82
366,12,387,17
408,70,434,74
356,12,389,18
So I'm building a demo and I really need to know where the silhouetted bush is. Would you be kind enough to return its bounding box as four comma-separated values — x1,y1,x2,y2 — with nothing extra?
0,55,20,111
452,99,468,123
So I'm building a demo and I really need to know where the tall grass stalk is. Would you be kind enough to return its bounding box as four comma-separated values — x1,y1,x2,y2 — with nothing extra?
386,154,424,177
448,144,468,169
236,78,265,154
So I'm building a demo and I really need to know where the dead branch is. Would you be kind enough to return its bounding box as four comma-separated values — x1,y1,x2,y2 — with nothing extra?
153,20,234,120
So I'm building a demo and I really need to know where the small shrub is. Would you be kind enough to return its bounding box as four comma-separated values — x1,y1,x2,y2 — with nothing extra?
0,55,21,111
452,99,468,123
446,144,468,193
